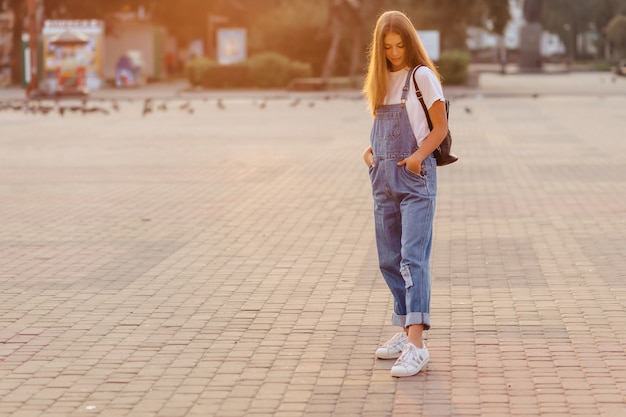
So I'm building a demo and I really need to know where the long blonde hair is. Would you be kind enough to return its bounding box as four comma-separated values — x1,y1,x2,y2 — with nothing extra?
362,10,441,115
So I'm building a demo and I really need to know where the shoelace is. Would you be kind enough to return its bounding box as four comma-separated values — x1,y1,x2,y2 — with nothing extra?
382,332,406,348
396,344,425,367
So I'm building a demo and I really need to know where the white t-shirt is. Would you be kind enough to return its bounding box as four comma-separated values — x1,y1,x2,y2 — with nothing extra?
382,66,445,147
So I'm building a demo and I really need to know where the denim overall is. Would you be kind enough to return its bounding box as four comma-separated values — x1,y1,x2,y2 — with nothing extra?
369,68,437,330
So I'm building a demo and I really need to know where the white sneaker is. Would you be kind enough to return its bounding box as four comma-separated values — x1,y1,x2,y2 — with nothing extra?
375,332,408,359
390,342,429,377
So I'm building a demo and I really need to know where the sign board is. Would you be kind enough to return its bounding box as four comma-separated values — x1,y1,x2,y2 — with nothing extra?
42,20,104,90
418,30,440,61
217,28,247,65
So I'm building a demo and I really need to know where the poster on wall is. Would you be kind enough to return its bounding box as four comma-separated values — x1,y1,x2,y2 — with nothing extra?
42,20,104,91
217,28,246,65
418,30,440,62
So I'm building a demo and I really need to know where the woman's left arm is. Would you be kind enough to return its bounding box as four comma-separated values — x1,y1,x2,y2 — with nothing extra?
397,99,448,173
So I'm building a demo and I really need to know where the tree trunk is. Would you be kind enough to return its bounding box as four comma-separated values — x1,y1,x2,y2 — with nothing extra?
348,22,362,85
10,2,24,85
321,17,342,83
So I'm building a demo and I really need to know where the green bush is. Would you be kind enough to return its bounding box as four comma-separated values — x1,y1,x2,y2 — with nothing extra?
593,61,614,72
247,52,293,88
437,50,470,85
184,57,213,86
247,52,312,88
289,60,314,81
184,52,312,89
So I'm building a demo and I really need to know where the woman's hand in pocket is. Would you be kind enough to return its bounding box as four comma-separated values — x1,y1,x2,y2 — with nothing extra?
398,153,423,175
364,146,375,168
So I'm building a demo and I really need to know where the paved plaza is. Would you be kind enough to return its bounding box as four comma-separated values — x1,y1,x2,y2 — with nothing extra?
0,72,625,417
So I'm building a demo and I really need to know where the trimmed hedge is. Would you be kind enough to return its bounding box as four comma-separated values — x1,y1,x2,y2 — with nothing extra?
438,50,470,85
185,52,312,89
202,62,249,88
185,57,213,86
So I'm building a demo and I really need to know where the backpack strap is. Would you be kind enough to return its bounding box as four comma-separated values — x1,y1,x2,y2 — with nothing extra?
412,65,434,131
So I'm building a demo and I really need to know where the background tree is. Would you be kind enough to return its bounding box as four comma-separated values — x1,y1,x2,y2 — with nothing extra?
2,0,25,84
311,0,512,77
321,0,363,82
607,14,626,60
589,0,626,59
360,0,510,51
541,0,626,60
149,0,281,49
484,0,512,36
247,0,329,74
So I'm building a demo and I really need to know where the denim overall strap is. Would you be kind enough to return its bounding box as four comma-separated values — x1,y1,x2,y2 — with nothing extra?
399,66,416,107
369,68,419,160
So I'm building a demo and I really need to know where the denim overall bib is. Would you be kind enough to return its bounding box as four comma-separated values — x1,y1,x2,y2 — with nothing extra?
369,68,437,330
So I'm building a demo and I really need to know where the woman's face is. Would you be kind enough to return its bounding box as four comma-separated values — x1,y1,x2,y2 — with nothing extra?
383,32,405,71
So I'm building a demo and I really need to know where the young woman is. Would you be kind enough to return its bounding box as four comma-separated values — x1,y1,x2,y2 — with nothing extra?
362,10,448,377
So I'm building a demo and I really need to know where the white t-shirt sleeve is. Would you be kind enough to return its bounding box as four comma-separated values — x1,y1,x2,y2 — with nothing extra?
414,66,445,110
406,66,445,147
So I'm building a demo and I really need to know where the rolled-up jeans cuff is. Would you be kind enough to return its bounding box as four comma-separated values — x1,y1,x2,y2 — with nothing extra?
392,312,431,330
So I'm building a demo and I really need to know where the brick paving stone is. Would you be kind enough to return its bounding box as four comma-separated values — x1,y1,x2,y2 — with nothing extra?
0,72,625,416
